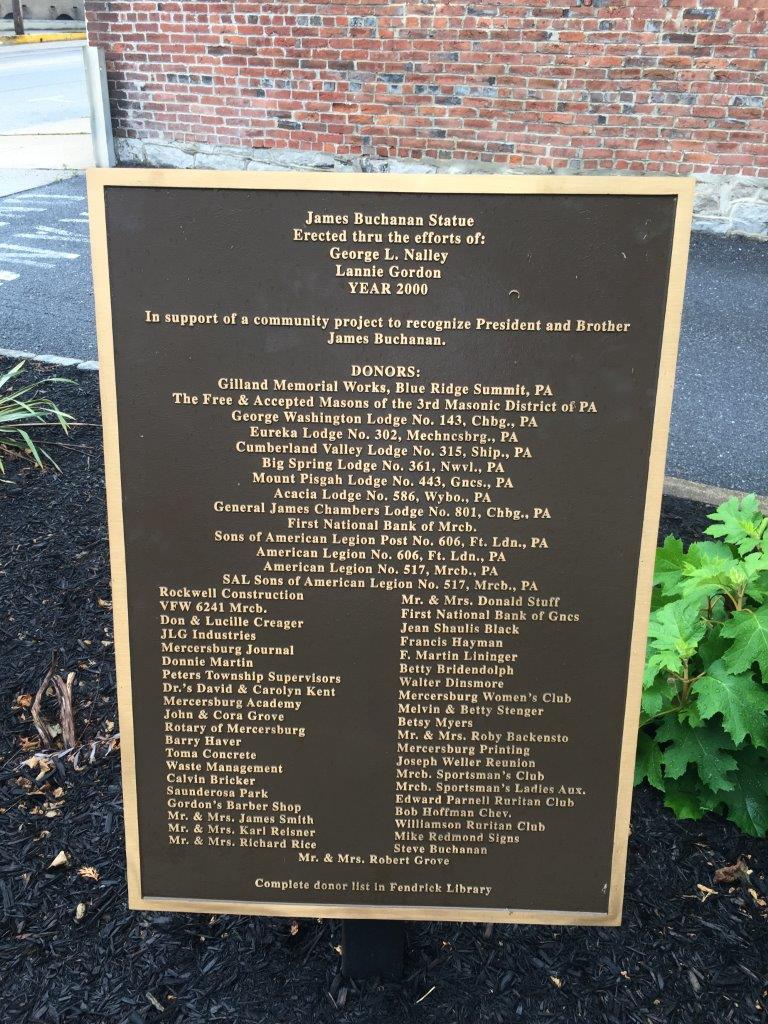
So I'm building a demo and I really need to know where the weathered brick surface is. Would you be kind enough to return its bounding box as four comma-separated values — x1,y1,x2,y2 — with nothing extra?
84,1,767,175
85,1,768,234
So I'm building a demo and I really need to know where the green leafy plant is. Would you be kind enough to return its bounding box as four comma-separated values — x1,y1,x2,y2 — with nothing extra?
637,494,768,837
0,361,74,477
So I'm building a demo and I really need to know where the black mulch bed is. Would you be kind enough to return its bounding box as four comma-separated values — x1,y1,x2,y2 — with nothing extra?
1,362,766,1024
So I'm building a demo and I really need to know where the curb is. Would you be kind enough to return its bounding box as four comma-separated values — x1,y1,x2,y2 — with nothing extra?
0,169,79,199
0,32,86,45
0,346,97,372
0,347,765,512
664,475,768,514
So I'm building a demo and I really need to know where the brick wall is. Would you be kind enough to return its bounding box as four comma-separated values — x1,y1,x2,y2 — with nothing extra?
85,1,768,237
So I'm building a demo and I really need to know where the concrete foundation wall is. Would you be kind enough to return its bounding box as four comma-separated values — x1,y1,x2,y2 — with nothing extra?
1,2,82,20
116,136,768,241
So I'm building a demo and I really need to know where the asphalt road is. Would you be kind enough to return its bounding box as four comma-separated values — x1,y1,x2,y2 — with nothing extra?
0,41,88,133
0,175,766,493
0,175,91,355
666,233,768,494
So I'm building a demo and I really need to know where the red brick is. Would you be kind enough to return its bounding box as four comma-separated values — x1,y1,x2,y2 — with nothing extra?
84,0,767,173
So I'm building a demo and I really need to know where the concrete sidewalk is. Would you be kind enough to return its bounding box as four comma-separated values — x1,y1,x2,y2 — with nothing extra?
0,40,92,169
0,118,91,169
0,168,76,196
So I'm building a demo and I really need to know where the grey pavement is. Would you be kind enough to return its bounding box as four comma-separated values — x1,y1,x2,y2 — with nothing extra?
0,175,91,354
0,174,766,494
666,233,768,494
0,41,91,168
0,41,88,132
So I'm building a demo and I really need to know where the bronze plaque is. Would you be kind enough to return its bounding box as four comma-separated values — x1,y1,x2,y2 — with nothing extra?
88,170,692,925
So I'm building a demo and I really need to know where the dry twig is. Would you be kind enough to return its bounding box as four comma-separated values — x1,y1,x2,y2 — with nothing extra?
30,656,76,749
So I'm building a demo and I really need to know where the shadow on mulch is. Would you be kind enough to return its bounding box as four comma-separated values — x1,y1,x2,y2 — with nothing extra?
0,364,766,1024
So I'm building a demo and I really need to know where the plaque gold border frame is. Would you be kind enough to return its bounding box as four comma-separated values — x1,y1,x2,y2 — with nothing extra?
87,169,694,926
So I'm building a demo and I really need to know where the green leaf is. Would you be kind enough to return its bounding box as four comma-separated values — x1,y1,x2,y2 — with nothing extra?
663,772,707,820
678,541,768,607
654,535,685,596
0,365,73,478
656,717,737,791
641,672,673,719
741,551,768,603
714,749,768,837
696,624,729,669
37,446,61,473
635,731,664,790
721,605,768,678
684,540,734,570
643,649,666,686
0,360,25,392
678,700,705,729
647,599,706,673
680,550,742,600
693,659,768,748
16,428,43,469
683,550,768,605
650,587,676,613
705,494,767,556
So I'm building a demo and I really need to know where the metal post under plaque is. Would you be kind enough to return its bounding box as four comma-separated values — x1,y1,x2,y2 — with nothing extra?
341,920,405,980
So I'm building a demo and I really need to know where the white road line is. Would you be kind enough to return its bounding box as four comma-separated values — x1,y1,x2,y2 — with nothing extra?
15,234,88,245
17,227,86,241
0,270,20,282
3,195,85,201
0,255,55,267
21,225,73,235
0,243,78,259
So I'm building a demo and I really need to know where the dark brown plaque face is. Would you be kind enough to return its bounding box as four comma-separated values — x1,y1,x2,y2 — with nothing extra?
89,170,692,925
